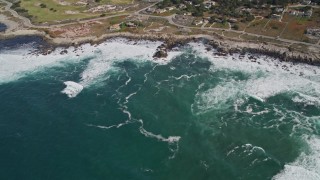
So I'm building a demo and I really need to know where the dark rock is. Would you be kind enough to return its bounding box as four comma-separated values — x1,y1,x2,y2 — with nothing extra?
153,49,168,58
60,49,68,55
153,43,168,58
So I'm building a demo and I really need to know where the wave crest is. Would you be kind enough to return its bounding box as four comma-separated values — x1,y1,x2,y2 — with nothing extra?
61,81,84,98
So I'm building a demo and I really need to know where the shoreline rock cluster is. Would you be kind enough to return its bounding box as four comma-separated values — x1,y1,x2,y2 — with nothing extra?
153,43,168,59
0,32,319,66
207,38,320,66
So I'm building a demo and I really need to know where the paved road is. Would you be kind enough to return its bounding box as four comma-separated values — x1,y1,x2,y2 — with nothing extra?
1,0,319,48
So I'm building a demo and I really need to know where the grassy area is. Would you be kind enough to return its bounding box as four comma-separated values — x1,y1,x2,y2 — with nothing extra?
260,20,287,37
16,0,134,24
257,36,291,46
212,29,223,36
245,18,269,34
19,0,96,23
233,22,249,31
204,23,212,28
108,15,127,25
280,19,309,42
0,2,6,7
149,10,178,17
223,31,242,39
48,14,128,37
289,43,311,53
280,8,320,43
241,34,258,41
212,22,229,29
148,17,169,24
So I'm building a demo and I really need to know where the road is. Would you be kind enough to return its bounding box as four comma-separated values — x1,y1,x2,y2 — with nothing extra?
1,0,319,48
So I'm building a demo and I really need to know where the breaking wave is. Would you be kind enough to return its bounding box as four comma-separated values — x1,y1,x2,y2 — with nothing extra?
187,42,320,180
60,39,181,97
0,46,83,84
273,136,320,180
61,81,84,98
190,42,320,113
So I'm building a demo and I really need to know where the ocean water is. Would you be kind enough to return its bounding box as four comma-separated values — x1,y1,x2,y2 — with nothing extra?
0,23,7,32
0,37,319,180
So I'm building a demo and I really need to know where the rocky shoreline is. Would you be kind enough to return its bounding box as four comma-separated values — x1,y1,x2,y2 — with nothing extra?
1,32,319,66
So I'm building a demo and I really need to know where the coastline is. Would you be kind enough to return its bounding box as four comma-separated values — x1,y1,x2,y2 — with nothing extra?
1,30,320,66
1,24,320,180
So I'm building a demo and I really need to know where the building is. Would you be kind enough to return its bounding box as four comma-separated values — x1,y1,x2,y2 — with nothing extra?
271,14,281,20
193,20,203,26
275,7,284,13
146,7,156,13
179,4,186,9
165,6,175,11
304,9,313,17
125,22,137,28
289,10,298,16
228,18,238,23
203,17,210,23
203,1,216,9
302,0,311,5
155,9,167,14
306,28,320,38
109,23,121,31
289,9,312,17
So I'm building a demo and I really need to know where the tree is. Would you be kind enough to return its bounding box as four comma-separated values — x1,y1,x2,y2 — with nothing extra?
40,3,47,8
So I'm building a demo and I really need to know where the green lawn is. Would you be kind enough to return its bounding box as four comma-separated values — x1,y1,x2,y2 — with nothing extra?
19,0,133,24
20,0,96,23
245,18,269,34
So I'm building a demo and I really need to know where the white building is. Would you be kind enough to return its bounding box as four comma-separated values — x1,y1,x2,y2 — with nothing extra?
193,20,203,26
203,1,216,9
155,9,167,14
166,6,176,11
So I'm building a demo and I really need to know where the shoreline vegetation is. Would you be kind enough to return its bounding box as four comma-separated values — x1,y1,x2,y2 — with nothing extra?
0,0,319,65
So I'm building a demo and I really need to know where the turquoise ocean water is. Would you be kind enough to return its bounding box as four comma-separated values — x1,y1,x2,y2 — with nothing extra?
0,38,319,180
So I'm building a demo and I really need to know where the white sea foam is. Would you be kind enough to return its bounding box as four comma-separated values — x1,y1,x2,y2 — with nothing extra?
61,81,84,98
273,136,320,180
64,39,180,97
188,42,320,77
189,42,320,113
138,119,181,159
188,42,320,179
1,38,180,98
0,46,84,84
193,80,243,113
77,39,162,87
138,119,181,143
